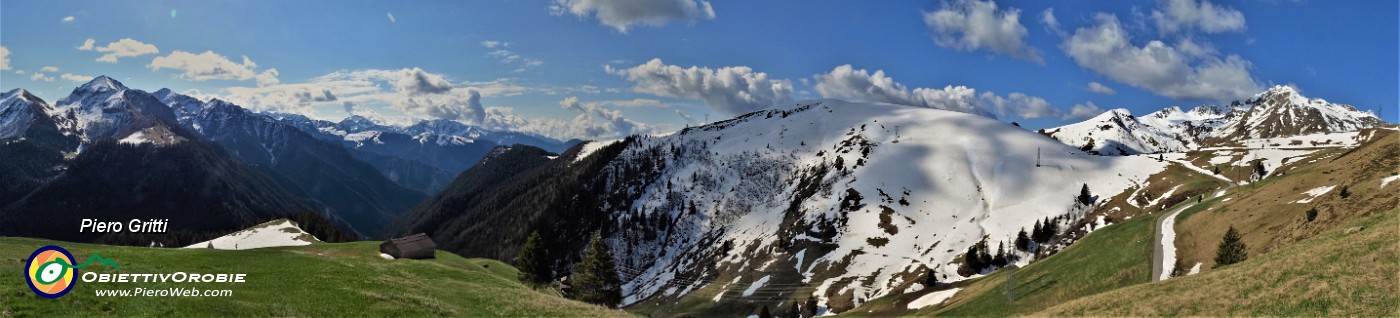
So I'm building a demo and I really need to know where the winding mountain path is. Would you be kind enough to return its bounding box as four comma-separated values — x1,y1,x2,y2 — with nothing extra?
1151,160,1235,282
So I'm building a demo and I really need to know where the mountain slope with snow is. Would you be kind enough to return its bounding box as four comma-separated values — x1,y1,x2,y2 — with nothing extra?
1046,86,1387,155
402,99,1170,314
184,218,322,250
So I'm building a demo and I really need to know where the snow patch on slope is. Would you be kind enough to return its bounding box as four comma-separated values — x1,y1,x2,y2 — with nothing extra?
1292,185,1336,204
907,288,961,309
184,219,320,250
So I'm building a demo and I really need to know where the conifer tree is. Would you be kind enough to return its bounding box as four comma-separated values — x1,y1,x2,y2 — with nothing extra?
1015,228,1031,252
788,301,800,318
1214,226,1248,268
806,297,819,317
1031,220,1044,244
516,230,552,288
1077,183,1093,205
570,232,622,307
759,305,772,318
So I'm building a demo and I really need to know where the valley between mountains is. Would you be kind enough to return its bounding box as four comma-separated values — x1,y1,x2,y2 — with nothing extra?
1,77,1395,316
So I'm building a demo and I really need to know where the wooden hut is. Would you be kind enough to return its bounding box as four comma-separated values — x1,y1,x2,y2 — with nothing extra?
380,233,436,259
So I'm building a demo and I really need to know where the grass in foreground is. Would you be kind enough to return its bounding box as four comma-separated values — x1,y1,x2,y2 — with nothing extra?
0,238,632,317
1037,207,1399,316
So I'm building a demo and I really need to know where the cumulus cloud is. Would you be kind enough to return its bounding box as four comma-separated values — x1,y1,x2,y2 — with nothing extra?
605,58,793,115
60,73,93,83
1151,0,1246,34
924,0,1043,64
93,38,159,63
1062,14,1260,101
31,72,54,82
40,66,58,72
1065,101,1105,120
560,96,645,136
812,65,1057,119
148,50,281,86
1087,81,1117,95
982,92,1058,119
549,0,715,33
77,39,95,50
62,16,75,23
386,12,396,23
394,67,454,95
0,46,10,71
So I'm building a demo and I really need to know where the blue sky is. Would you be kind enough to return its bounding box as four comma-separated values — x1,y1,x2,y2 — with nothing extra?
1,0,1395,139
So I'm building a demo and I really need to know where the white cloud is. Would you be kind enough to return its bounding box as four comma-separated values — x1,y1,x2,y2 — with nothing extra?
255,68,280,87
31,72,54,82
605,58,793,115
387,12,396,23
1087,81,1117,95
40,66,59,72
481,41,542,72
60,73,93,83
0,46,12,71
1151,0,1246,34
407,88,485,124
675,109,696,124
1041,8,1067,37
1062,14,1260,101
549,0,715,33
480,41,506,49
93,38,160,63
14,70,24,75
62,16,75,23
982,92,1058,119
560,96,645,136
78,39,95,50
812,65,1056,119
1065,101,1105,120
148,51,280,85
213,67,620,139
924,0,1043,64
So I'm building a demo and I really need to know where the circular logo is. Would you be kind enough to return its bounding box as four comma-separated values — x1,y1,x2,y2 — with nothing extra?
25,245,77,299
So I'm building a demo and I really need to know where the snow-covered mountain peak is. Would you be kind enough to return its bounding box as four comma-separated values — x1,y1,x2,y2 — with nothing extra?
1050,86,1385,153
338,115,388,133
76,75,127,94
1,88,53,140
4,88,41,103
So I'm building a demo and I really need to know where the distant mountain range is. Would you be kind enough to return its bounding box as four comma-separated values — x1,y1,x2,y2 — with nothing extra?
0,76,572,242
1043,85,1386,155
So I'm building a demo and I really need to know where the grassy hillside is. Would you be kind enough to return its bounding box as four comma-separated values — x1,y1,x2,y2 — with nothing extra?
0,238,631,317
911,207,1157,316
1038,206,1398,316
1174,129,1399,274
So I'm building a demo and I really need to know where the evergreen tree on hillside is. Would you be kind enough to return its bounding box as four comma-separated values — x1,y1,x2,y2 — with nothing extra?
759,305,772,318
1015,228,1031,252
1032,220,1044,244
1077,183,1093,205
569,232,622,307
924,266,938,286
806,297,819,317
1214,226,1248,268
516,230,551,288
993,242,1008,267
788,301,800,318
